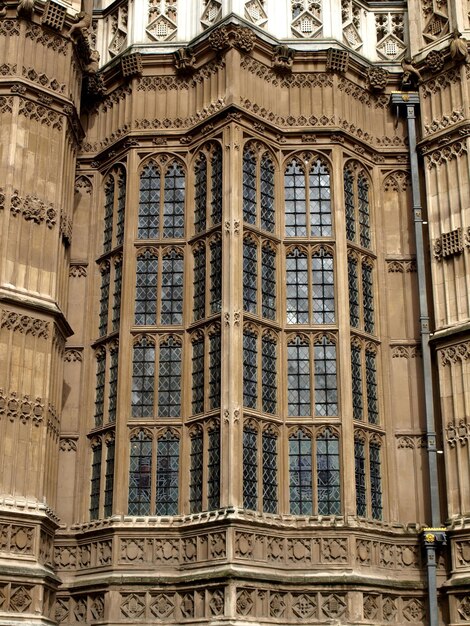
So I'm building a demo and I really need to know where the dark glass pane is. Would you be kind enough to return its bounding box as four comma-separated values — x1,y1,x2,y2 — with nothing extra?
243,331,258,409
158,337,182,417
209,332,221,410
370,442,382,520
135,250,158,325
103,176,114,253
128,432,152,515
112,259,122,332
194,154,207,233
116,169,126,246
193,246,206,321
94,352,106,427
207,427,220,510
344,168,355,242
191,339,204,414
243,149,257,225
285,160,307,237
189,433,203,513
309,160,332,237
131,337,155,417
312,249,335,324
287,337,311,417
243,240,257,314
156,432,179,515
289,430,312,515
260,153,275,232
104,439,115,517
210,240,222,314
262,247,276,320
262,337,277,414
286,249,309,324
355,439,366,517
90,444,102,520
163,162,185,238
317,429,340,515
138,163,160,239
314,337,337,416
366,350,379,425
108,350,118,423
211,145,223,225
351,345,363,420
243,427,258,510
362,263,374,334
358,175,371,249
161,250,184,325
348,257,360,328
99,268,110,336
262,431,277,513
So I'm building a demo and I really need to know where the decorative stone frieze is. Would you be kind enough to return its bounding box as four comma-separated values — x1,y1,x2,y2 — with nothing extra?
8,189,57,227
0,311,50,339
25,23,69,54
386,259,417,273
391,345,421,358
439,341,470,366
445,419,470,446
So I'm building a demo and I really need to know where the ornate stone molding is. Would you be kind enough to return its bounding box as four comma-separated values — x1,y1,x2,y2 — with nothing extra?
0,523,35,555
420,66,465,98
25,23,69,55
208,25,255,52
17,97,63,130
64,347,83,362
21,66,66,94
439,340,470,365
391,344,421,358
59,438,77,452
423,108,464,135
137,59,226,93
69,263,87,277
383,171,410,192
9,189,57,228
396,434,427,449
0,310,50,338
240,55,333,88
386,259,417,273
74,176,92,195
446,419,470,446
0,388,45,425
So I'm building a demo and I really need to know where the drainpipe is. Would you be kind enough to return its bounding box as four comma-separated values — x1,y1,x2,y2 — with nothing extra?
390,92,446,626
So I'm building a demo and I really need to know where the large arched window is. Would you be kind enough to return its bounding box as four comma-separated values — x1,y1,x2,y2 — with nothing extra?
243,144,276,232
344,164,371,249
194,143,223,233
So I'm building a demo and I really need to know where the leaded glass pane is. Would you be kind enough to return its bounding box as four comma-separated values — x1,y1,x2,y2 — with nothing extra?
358,175,371,249
362,263,374,334
209,332,221,410
370,442,382,520
289,430,312,515
355,439,366,517
348,256,360,328
351,345,363,420
131,338,155,418
156,432,179,515
189,433,203,513
138,163,160,239
262,431,277,513
192,339,204,414
286,249,309,324
312,249,335,324
116,170,126,246
314,337,338,416
163,162,185,238
309,160,332,237
262,337,276,414
135,251,158,325
243,149,257,225
194,154,207,234
104,440,115,517
317,429,340,515
243,331,257,409
287,338,311,417
112,259,122,332
243,427,258,510
243,240,257,314
99,268,110,336
262,247,276,320
193,247,206,321
158,337,182,417
210,240,222,314
285,160,307,237
103,177,114,253
90,444,102,520
128,432,152,515
161,250,184,325
94,352,106,427
211,145,223,225
366,350,378,425
260,153,275,232
344,168,355,242
207,427,220,510
108,350,118,423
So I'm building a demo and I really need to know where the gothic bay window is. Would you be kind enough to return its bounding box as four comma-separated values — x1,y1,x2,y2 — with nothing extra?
243,422,279,513
286,246,335,325
350,338,379,424
354,432,383,520
344,164,371,249
138,158,185,240
194,143,223,234
131,334,183,419
191,325,221,415
134,247,185,326
289,427,341,516
243,144,276,233
284,155,332,238
287,333,338,417
243,327,278,414
89,440,102,520
347,251,375,333
189,421,220,513
103,165,127,253
128,429,180,516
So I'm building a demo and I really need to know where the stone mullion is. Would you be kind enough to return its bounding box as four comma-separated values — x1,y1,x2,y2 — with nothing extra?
331,146,356,518
220,119,243,509
113,149,139,516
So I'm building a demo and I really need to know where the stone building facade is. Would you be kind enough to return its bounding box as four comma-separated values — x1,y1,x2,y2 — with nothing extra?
0,0,469,624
